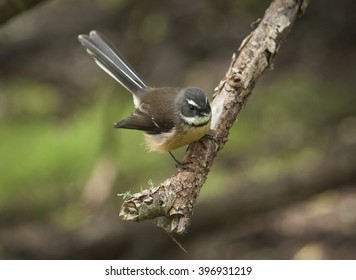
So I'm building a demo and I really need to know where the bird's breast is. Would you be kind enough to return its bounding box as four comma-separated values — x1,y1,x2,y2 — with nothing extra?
144,121,211,152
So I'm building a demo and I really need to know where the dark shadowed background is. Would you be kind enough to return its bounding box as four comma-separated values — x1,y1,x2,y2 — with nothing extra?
0,0,355,259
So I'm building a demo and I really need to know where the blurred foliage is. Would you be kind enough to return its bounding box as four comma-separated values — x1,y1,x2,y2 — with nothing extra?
0,0,355,259
1,66,354,217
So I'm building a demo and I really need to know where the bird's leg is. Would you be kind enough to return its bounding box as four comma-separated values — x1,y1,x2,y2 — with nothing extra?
169,151,187,169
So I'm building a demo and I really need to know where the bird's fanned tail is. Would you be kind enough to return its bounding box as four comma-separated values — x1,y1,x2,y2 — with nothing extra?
78,30,149,98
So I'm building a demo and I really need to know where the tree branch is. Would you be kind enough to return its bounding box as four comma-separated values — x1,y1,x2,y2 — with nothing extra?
0,0,48,25
119,0,309,234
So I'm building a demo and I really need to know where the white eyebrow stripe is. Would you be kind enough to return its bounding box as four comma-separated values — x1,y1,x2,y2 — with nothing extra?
187,99,200,108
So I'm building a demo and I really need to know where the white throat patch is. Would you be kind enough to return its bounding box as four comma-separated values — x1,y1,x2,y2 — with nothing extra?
180,113,211,126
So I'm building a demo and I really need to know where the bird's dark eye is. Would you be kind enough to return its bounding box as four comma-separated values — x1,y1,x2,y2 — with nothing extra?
188,105,195,111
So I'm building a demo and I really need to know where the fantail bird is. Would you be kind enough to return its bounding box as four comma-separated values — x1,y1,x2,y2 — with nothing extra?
78,31,211,166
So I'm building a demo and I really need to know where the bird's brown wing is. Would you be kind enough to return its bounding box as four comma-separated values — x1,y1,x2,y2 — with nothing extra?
114,103,173,134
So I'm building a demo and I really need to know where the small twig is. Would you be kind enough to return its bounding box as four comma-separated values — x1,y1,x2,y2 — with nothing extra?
169,234,188,254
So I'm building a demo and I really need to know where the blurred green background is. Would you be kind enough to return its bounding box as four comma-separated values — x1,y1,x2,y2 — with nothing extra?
0,0,355,259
